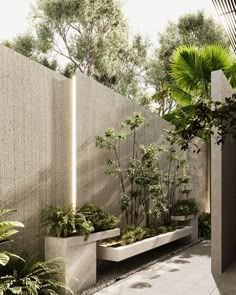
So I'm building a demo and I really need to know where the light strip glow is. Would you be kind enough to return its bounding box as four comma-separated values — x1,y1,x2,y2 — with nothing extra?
72,76,77,208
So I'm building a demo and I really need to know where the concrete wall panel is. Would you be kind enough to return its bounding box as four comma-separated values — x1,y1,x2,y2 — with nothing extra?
0,45,72,255
211,70,235,276
76,72,208,219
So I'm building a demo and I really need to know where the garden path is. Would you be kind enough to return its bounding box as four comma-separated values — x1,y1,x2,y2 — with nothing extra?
94,241,236,295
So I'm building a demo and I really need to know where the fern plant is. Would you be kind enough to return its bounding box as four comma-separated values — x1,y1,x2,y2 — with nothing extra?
41,205,94,238
0,252,73,295
0,209,24,266
78,203,119,232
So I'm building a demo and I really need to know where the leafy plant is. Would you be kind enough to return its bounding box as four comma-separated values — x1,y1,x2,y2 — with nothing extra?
0,209,24,266
171,198,199,217
198,212,211,239
0,252,72,295
41,205,94,238
120,226,147,245
78,203,119,232
119,225,177,245
164,95,236,152
96,112,192,227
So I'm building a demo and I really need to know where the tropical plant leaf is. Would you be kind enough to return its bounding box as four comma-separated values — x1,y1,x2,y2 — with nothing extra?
0,252,10,266
0,209,16,216
170,45,234,100
0,221,24,231
0,230,19,242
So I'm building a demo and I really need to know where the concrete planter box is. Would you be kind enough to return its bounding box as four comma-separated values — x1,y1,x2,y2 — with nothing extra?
45,228,120,294
171,215,198,242
97,226,193,262
171,214,195,221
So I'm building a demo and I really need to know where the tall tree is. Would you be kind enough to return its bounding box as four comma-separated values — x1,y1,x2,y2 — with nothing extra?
147,11,230,115
3,0,149,101
3,34,58,70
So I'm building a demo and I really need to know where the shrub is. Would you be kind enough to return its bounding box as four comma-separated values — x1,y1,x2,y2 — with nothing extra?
119,225,177,245
198,212,211,239
41,205,94,238
0,252,72,295
121,226,146,245
0,209,24,266
96,112,192,227
78,203,119,232
171,198,199,217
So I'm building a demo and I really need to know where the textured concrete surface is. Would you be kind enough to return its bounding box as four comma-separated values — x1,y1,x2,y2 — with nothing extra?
0,44,208,255
97,227,193,262
93,241,236,295
211,70,236,275
76,72,208,219
0,45,72,255
45,230,120,294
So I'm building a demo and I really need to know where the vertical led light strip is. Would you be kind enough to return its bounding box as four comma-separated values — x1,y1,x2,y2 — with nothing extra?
72,76,77,208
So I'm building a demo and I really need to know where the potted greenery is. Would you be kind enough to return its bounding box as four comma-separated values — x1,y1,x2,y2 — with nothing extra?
171,198,199,221
42,204,120,293
97,224,193,261
96,113,197,261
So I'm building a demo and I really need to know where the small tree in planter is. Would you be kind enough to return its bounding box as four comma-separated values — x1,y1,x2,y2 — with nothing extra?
96,112,192,229
171,198,199,219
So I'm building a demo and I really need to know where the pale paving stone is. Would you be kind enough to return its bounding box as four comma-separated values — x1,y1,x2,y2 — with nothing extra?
94,241,236,295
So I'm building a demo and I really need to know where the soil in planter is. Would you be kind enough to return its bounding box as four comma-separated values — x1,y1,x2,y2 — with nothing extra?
101,226,184,248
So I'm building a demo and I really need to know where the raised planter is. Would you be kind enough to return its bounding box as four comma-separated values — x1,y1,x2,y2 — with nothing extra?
97,226,193,262
171,214,195,221
171,214,198,242
45,228,120,294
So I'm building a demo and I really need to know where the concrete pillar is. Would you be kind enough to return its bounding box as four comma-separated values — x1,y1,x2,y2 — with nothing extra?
211,70,235,276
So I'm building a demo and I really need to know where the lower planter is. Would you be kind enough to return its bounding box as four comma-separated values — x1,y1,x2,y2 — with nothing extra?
97,226,193,262
171,215,195,221
171,214,198,242
45,228,120,294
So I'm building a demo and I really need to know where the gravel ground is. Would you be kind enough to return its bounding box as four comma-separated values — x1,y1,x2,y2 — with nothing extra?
79,239,203,295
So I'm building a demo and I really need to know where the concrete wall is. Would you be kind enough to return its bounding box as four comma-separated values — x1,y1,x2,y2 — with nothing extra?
211,70,236,276
187,142,208,212
0,45,72,255
76,72,208,217
0,45,208,255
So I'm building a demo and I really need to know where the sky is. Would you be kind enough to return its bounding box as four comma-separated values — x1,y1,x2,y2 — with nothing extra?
0,0,220,44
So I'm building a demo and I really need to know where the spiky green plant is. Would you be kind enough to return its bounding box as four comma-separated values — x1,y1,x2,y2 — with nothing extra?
0,253,73,295
41,205,94,238
78,203,119,232
0,209,24,266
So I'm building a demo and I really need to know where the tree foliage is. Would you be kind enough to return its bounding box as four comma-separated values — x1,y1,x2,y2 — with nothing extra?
163,95,236,152
169,45,236,102
3,34,58,71
96,112,191,227
3,0,150,100
147,11,230,114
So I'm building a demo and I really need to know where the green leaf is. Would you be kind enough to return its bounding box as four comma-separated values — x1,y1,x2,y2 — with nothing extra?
0,252,10,266
0,209,16,216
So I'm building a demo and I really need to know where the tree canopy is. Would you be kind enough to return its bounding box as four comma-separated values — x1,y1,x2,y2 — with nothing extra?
2,7,231,107
147,11,230,115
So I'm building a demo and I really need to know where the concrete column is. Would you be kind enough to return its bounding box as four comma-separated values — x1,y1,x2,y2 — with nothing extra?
211,70,235,276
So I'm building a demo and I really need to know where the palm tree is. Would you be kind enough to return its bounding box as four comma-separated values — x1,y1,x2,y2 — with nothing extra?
168,45,236,105
164,45,236,213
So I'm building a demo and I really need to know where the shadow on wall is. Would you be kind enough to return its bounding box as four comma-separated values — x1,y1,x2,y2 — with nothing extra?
0,46,71,259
